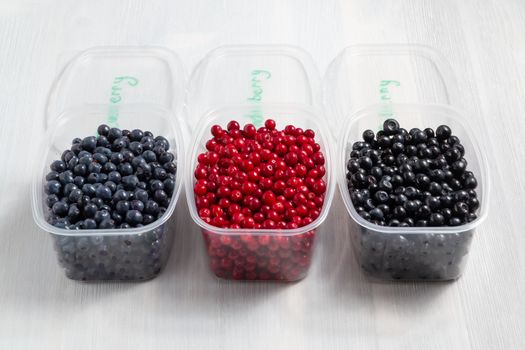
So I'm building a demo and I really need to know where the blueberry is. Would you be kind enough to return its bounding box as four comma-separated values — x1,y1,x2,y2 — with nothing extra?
61,150,76,163
108,127,122,141
134,189,149,203
81,136,97,152
67,204,81,221
95,147,112,157
454,190,469,202
88,162,102,174
453,202,469,216
144,200,160,215
153,145,166,156
45,180,62,195
463,176,477,189
71,143,82,154
153,167,168,180
136,163,152,180
392,142,404,155
50,160,66,172
73,164,87,176
143,214,155,225
95,185,112,201
67,157,79,170
87,173,101,184
83,203,98,218
369,208,384,220
83,218,97,229
131,156,146,169
362,129,375,143
417,205,431,219
129,129,144,141
94,210,111,223
80,195,91,207
163,179,175,195
154,136,170,149
436,125,452,140
125,210,143,225
448,217,462,226
122,175,139,190
111,211,123,224
157,207,167,219
142,150,157,163
119,163,133,176
403,200,418,213
113,189,130,202
130,200,145,212
142,141,155,151
159,152,174,164
153,190,168,204
104,181,117,193
46,171,59,181
107,171,121,183
383,119,399,135
373,190,389,204
116,201,130,215
112,138,126,151
81,184,96,197
68,188,83,203
78,156,92,166
129,141,143,155
97,136,110,148
97,124,110,136
46,194,59,208
110,152,124,164
412,130,427,144
91,197,104,208
120,223,131,229
52,201,69,216
103,162,117,173
122,150,134,162
468,197,480,211
99,219,115,229
150,179,164,191
73,176,85,187
93,153,108,165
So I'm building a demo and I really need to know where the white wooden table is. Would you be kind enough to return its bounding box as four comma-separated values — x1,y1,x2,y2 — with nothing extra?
1,1,524,349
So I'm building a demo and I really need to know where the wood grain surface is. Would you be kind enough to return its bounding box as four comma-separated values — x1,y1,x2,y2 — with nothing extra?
0,1,523,349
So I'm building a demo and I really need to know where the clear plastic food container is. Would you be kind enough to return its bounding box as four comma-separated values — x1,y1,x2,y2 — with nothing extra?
31,47,186,281
185,46,335,281
324,45,490,281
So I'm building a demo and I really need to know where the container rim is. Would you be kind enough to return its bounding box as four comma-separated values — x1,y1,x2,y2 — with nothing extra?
45,45,185,130
31,104,185,237
323,43,462,139
337,103,491,234
185,44,322,128
185,103,335,236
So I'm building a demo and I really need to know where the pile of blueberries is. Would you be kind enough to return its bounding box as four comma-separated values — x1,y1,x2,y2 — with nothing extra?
347,119,481,280
44,124,177,281
45,124,176,230
347,119,479,227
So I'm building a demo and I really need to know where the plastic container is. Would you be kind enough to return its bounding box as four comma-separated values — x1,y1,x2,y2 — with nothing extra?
31,46,186,281
186,46,335,281
324,45,490,280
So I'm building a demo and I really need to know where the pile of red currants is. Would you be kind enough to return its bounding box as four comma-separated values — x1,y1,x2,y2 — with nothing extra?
193,119,327,281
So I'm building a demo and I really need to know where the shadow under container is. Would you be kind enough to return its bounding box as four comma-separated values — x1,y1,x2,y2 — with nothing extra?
186,105,335,281
32,105,185,281
338,104,490,281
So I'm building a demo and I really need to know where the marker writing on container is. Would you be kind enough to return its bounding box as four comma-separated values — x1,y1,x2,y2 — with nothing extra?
107,76,139,128
246,69,271,127
378,80,400,130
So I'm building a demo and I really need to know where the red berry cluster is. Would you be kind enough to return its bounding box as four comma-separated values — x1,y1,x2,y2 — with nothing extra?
203,230,315,281
194,119,327,281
